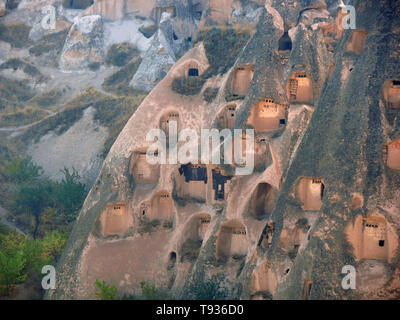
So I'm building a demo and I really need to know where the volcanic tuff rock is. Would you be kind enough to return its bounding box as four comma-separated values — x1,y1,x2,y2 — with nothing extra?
37,0,400,300
59,14,104,70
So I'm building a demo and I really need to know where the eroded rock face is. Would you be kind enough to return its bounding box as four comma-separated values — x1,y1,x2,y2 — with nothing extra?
49,0,400,300
59,14,104,70
0,0,6,16
129,26,175,91
83,0,156,20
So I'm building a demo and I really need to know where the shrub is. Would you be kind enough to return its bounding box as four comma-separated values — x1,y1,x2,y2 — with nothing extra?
189,275,227,300
0,23,31,48
29,29,69,58
0,75,35,103
0,58,45,81
94,279,117,300
139,281,169,300
0,106,47,127
138,218,161,234
203,87,219,102
0,250,26,296
163,220,173,229
180,239,202,262
0,228,68,297
171,76,205,95
54,168,86,222
1,157,43,183
30,89,62,109
197,27,251,77
88,62,101,71
106,43,138,67
102,58,142,96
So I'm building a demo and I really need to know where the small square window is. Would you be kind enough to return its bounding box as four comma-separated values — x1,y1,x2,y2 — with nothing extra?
379,240,385,247
280,119,286,125
188,68,199,77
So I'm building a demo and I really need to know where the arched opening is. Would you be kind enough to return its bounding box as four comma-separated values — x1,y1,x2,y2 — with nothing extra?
382,79,400,109
384,136,400,170
278,31,292,52
130,148,160,184
218,104,237,129
179,213,211,262
168,251,177,266
159,110,180,147
251,261,277,299
175,164,208,201
346,30,367,54
148,190,174,220
247,98,286,132
63,0,93,9
230,65,254,98
99,202,131,237
345,214,398,262
216,220,247,261
250,183,275,220
287,71,313,104
297,178,324,211
302,280,312,300
212,168,232,200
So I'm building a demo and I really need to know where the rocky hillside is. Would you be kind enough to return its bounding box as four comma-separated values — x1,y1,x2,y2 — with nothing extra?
0,0,205,186
2,0,396,300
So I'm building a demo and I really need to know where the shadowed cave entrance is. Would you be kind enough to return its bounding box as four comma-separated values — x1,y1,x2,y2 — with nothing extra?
63,0,93,9
216,220,247,261
179,213,211,262
218,104,237,129
251,261,277,299
383,79,400,109
159,110,180,147
247,98,286,132
175,164,208,201
140,191,174,221
278,31,292,52
250,183,275,220
287,71,313,104
130,148,160,184
297,178,324,211
99,202,131,237
385,136,400,169
229,65,254,98
345,214,399,262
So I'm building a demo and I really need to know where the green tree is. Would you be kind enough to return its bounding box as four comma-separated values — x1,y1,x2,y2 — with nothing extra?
14,178,55,237
55,168,86,221
41,231,67,261
0,250,26,296
94,279,117,300
22,237,51,278
1,157,43,183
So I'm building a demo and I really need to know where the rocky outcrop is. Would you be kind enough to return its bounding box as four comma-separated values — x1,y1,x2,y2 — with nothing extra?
59,15,104,70
83,0,156,20
129,25,175,91
0,0,6,16
49,0,400,301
